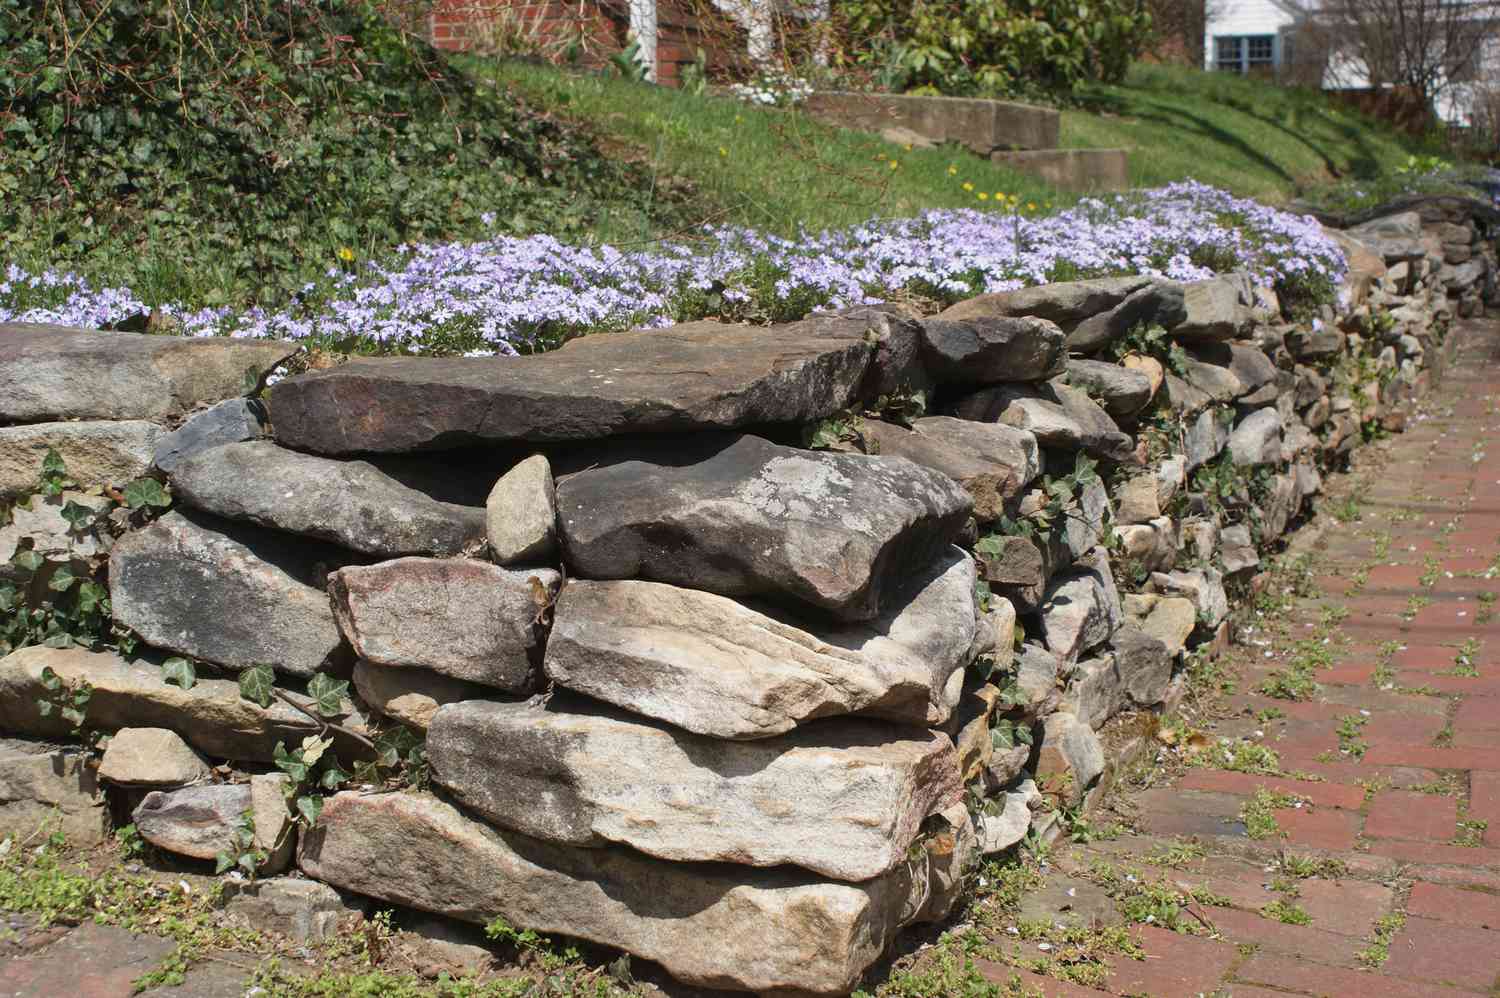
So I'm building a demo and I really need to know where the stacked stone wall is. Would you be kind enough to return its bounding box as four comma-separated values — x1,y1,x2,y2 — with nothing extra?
0,195,1490,993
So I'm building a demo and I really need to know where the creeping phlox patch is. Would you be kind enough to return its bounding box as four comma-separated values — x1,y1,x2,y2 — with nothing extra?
2,181,1345,357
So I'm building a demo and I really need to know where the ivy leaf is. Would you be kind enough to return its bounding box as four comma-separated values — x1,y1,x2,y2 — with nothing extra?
58,501,94,531
47,566,79,591
59,706,86,728
12,550,44,575
121,478,171,510
37,701,54,718
305,673,348,718
214,851,236,875
272,742,309,784
298,734,333,768
39,666,62,693
161,657,196,690
295,795,323,826
76,581,108,615
40,448,66,481
319,762,351,790
237,663,276,708
0,585,15,612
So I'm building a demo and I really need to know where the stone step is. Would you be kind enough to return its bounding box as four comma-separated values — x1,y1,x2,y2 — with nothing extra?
990,148,1130,192
801,91,1060,154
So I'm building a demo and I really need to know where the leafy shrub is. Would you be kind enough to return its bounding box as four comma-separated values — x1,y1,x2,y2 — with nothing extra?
0,0,668,306
833,0,1153,99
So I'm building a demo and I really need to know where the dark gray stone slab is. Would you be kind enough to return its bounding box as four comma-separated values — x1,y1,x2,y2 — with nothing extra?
270,318,874,454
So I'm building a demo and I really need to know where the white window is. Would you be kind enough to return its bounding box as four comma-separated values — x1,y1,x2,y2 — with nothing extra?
1215,35,1278,74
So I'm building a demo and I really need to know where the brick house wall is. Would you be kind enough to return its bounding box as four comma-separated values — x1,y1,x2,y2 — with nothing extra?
425,0,747,87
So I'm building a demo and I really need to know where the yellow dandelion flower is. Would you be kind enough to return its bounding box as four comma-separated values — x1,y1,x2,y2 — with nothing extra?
1044,201,1053,209
336,246,355,263
977,192,989,201
962,181,974,191
947,165,958,175
994,192,1005,200
904,143,912,151
889,160,899,170
1009,194,1020,204
719,147,728,157
1027,202,1037,211
735,114,743,124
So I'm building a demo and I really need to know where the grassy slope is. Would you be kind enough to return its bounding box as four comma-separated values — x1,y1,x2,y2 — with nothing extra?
1065,64,1434,202
481,59,1435,240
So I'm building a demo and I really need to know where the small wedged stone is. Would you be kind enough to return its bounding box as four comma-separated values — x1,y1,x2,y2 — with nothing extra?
427,698,961,881
221,877,362,943
917,316,1067,383
109,510,345,678
976,531,1065,613
543,548,979,738
1013,642,1060,710
1116,517,1177,573
556,433,971,622
352,660,495,732
1150,568,1227,629
1163,373,1212,414
856,417,1040,522
1065,359,1154,419
977,785,1037,855
329,558,558,693
1226,343,1278,395
948,681,1004,784
0,646,356,763
1040,550,1122,666
1185,408,1231,470
1121,594,1196,656
96,728,210,788
949,383,1133,460
270,317,875,454
173,442,485,557
1111,627,1172,707
1035,712,1105,806
1228,408,1283,467
151,399,268,476
485,455,557,565
134,774,293,872
0,421,163,499
0,323,295,423
298,790,928,995
1115,474,1161,524
1180,353,1244,402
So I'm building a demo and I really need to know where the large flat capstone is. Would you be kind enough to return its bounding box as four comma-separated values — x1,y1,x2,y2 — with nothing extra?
0,421,163,498
556,433,971,621
544,548,979,737
328,558,559,693
269,318,874,454
171,441,485,557
109,511,345,678
426,699,960,881
0,323,296,423
297,790,922,995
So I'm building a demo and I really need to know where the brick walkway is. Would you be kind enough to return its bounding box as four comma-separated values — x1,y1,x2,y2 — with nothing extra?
976,318,1500,996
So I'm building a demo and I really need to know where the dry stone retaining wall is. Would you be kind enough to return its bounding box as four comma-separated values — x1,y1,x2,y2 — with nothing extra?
0,196,1490,993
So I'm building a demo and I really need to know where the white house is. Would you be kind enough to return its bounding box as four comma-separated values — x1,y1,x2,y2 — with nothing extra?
1203,0,1495,125
1203,0,1301,77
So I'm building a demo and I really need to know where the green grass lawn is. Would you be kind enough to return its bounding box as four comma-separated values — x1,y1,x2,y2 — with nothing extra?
478,59,1439,240
1065,64,1436,202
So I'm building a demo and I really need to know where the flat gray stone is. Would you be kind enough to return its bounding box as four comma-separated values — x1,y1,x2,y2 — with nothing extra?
543,548,979,737
1122,594,1197,655
556,433,971,622
917,316,1067,383
221,877,361,943
1013,643,1060,710
0,646,359,763
0,739,105,846
96,727,210,788
173,441,485,557
297,790,929,995
856,416,1040,522
1180,356,1244,402
109,510,345,678
0,323,295,423
977,782,1038,854
1185,407,1231,470
1151,568,1227,629
330,558,556,692
937,276,1153,329
270,317,874,454
1040,552,1122,666
1066,281,1186,354
485,455,557,565
1035,711,1105,805
0,421,163,498
976,531,1063,613
1169,274,1253,342
1065,359,1154,419
152,399,268,476
427,699,961,881
1112,626,1172,707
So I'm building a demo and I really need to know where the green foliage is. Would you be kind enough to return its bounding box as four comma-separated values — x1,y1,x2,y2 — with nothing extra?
121,478,172,511
161,657,196,690
237,664,277,709
834,0,1152,100
36,665,93,738
1191,740,1281,775
1262,898,1312,925
214,810,268,878
1358,913,1405,967
1240,788,1299,840
0,0,663,307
